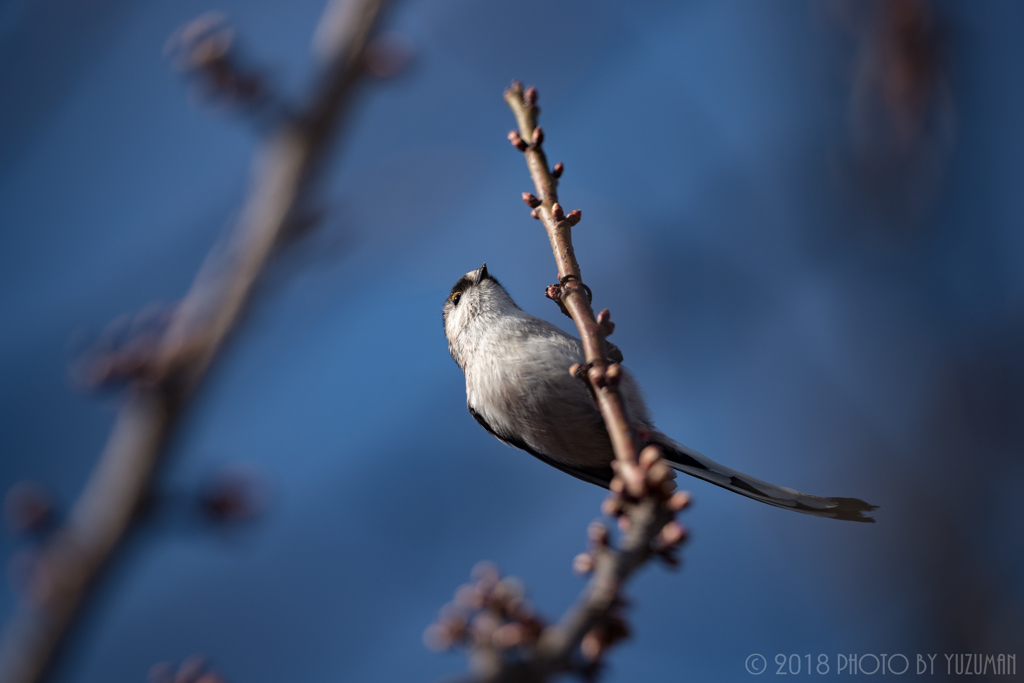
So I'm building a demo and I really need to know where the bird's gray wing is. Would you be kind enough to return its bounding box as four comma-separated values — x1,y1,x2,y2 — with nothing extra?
468,404,614,488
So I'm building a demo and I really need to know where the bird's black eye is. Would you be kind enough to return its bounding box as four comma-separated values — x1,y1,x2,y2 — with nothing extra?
451,292,462,306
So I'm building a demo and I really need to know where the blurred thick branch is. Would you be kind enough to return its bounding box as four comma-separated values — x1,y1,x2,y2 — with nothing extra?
0,1,389,682
427,84,691,683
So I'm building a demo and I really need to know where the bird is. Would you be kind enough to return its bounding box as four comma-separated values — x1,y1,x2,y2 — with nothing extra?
443,264,877,522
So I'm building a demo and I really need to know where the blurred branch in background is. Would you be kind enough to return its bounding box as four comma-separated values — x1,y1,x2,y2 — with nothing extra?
0,1,391,681
850,0,941,153
424,84,692,683
830,0,954,229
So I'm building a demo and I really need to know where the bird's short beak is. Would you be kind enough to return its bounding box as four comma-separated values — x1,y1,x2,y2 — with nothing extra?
475,263,488,285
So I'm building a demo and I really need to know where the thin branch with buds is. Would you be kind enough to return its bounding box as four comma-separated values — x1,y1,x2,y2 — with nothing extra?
426,83,692,682
506,83,646,498
0,2,390,682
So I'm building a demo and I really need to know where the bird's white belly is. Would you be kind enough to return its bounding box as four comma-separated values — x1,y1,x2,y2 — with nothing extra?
466,332,620,467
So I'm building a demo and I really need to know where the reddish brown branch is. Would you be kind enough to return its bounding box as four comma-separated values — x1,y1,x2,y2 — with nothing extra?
504,82,644,496
0,2,389,682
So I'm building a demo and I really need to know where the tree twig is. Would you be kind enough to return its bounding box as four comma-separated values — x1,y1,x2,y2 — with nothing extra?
504,83,647,498
0,2,389,682
426,83,691,683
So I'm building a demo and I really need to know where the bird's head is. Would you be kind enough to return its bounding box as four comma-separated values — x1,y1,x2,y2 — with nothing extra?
443,263,520,367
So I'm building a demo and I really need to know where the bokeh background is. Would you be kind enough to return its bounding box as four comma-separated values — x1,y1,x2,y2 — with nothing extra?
2,0,1023,681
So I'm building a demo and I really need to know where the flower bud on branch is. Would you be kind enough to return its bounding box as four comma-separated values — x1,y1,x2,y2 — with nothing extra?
522,193,541,208
508,130,528,151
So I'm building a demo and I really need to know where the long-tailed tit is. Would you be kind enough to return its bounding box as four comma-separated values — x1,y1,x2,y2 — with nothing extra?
443,264,877,522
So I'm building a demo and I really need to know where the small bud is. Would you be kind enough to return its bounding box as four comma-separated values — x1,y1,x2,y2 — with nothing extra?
438,607,468,639
531,126,544,146
493,576,525,602
658,521,687,547
609,477,624,494
569,363,588,379
454,583,483,609
506,596,535,622
565,209,582,227
596,308,614,335
639,445,661,469
572,552,595,575
523,86,537,106
507,130,528,151
601,495,622,517
668,491,692,511
522,192,541,208
604,363,621,387
551,203,565,221
439,601,462,621
530,208,540,219
581,630,604,662
471,560,500,585
470,612,501,642
647,461,671,486
587,363,606,387
552,162,564,178
492,623,526,649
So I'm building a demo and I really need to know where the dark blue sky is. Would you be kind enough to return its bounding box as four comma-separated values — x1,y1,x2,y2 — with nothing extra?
1,1,1022,681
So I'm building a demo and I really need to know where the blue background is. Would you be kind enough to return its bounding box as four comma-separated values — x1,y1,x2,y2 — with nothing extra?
1,0,1022,681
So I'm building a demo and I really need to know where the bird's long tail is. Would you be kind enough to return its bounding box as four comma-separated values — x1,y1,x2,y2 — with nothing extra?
652,436,878,523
